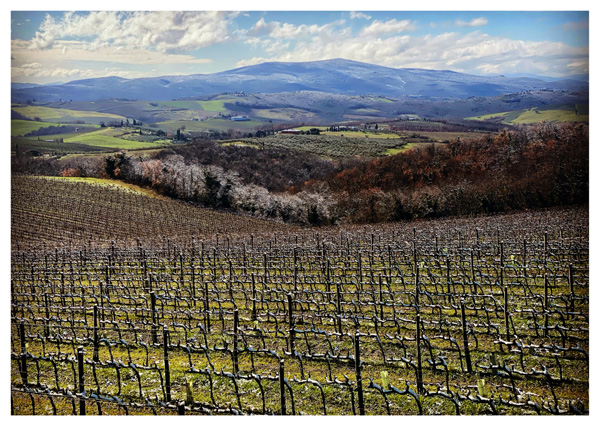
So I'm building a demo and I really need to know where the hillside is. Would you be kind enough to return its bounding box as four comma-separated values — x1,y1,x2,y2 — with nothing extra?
12,89,588,132
291,122,588,223
11,176,290,249
11,59,588,103
466,104,589,124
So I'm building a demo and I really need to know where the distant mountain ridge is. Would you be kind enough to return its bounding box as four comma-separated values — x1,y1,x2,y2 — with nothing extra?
11,58,588,103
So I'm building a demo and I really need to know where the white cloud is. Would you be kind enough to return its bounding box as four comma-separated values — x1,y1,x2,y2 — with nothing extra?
247,17,276,37
350,12,371,20
455,17,488,27
359,19,415,37
29,11,237,52
247,17,346,40
14,12,590,83
14,39,212,66
11,63,175,81
236,28,588,78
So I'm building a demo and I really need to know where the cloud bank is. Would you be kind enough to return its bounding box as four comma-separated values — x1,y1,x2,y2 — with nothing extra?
11,11,589,84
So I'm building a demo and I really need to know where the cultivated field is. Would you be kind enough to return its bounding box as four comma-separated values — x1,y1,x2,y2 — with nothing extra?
12,105,126,124
466,105,589,125
156,118,263,134
11,176,589,415
223,134,411,158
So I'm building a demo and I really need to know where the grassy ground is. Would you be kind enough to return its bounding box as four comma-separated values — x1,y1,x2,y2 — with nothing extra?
221,141,261,149
12,105,126,123
12,138,113,155
252,108,318,121
155,101,205,110
511,107,588,124
10,177,589,415
11,120,99,137
466,105,589,124
157,118,263,133
294,126,329,131
63,128,170,149
321,131,400,139
10,203,589,415
44,176,170,200
385,143,419,155
197,99,230,112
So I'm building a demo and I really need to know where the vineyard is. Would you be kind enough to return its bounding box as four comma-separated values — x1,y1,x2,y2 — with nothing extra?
11,177,589,415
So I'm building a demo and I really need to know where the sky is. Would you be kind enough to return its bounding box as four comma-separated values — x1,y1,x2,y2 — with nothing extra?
9,7,591,85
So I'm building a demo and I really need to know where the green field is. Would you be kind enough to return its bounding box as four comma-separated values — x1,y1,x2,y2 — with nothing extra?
45,176,170,199
322,131,400,139
151,99,232,113
385,143,418,155
221,141,261,149
197,99,230,112
385,142,446,155
352,108,381,114
12,138,112,155
11,120,73,137
294,126,329,131
64,129,169,149
511,108,588,124
466,105,589,124
153,101,204,110
43,100,226,123
157,118,263,133
12,105,126,123
252,108,318,121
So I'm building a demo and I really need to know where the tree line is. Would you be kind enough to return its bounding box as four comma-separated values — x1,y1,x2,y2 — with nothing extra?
12,122,588,226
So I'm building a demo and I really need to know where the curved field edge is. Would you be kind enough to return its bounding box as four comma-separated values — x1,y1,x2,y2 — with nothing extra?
11,176,292,249
43,176,172,200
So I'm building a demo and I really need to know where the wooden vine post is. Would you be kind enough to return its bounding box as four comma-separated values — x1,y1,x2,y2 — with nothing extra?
569,264,575,318
163,326,172,402
19,320,27,385
150,291,158,344
504,282,510,342
544,275,549,337
233,309,239,374
460,299,472,373
77,346,86,415
287,293,295,353
279,359,286,415
93,305,99,362
354,332,365,415
416,313,424,393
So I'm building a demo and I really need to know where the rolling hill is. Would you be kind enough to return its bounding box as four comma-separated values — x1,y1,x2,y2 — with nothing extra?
11,58,588,103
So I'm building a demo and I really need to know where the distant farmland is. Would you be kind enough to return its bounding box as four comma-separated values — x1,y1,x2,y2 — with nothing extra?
11,120,99,137
12,105,126,124
466,104,588,124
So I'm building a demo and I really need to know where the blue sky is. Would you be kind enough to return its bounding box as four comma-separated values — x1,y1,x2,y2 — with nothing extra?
10,8,589,84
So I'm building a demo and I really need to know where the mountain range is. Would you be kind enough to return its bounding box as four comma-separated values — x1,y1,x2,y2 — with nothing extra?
11,58,588,103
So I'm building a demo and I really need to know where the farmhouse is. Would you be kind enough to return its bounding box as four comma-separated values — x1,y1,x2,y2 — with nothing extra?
280,129,301,134
231,115,250,121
